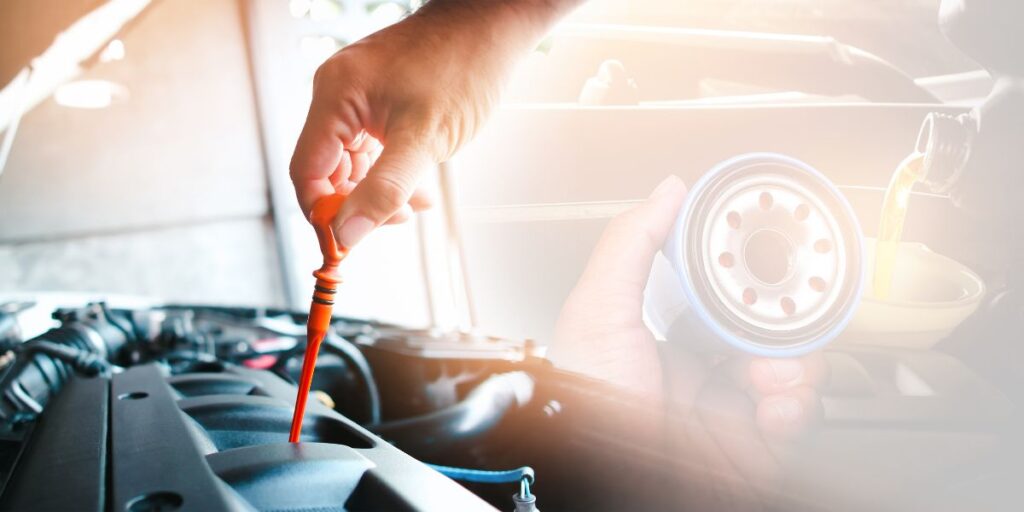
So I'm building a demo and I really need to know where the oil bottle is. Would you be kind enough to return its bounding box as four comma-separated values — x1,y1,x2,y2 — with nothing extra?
924,0,1024,271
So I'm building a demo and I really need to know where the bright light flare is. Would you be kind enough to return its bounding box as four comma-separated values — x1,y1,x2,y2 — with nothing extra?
309,0,341,22
289,0,311,18
99,39,125,62
369,2,406,28
54,79,127,109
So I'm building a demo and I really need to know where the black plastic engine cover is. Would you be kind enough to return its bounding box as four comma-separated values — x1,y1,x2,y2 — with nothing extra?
0,364,493,511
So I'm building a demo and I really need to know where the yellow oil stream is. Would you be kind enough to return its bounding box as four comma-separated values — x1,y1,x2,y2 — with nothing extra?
872,153,926,299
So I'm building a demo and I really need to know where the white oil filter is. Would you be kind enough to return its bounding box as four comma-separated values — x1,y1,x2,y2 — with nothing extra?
645,153,864,357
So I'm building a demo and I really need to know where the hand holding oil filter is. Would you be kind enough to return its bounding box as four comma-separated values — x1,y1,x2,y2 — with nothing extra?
552,177,826,501
645,154,864,357
289,193,347,443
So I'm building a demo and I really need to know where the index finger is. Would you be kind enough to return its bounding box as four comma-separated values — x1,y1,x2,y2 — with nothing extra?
290,110,356,217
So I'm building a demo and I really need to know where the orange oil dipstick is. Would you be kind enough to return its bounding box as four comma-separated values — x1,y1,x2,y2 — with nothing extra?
289,193,348,443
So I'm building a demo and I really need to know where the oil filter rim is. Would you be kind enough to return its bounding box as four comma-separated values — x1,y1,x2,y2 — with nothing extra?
666,153,865,357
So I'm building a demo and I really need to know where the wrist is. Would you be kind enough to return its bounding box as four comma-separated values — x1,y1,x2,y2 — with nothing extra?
414,0,581,54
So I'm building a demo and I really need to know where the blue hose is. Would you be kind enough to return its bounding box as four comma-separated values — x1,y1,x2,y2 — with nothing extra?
426,464,534,486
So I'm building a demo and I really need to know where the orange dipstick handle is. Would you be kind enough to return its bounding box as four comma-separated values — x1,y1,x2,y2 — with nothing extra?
289,193,348,443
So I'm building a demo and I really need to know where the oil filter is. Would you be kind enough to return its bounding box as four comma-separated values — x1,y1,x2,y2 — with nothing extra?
645,153,864,357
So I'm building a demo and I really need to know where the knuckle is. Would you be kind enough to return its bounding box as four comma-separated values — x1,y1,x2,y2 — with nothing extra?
311,63,335,96
312,57,357,103
288,164,308,187
366,173,413,213
314,52,346,84
375,172,412,199
288,153,306,181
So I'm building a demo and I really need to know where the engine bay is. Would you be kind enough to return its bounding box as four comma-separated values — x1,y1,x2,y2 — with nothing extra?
0,302,539,511
0,299,1021,511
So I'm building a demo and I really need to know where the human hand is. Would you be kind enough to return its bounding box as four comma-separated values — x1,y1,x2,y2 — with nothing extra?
547,175,826,508
290,1,580,248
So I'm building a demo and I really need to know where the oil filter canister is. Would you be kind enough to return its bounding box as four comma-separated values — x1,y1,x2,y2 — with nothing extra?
644,153,864,357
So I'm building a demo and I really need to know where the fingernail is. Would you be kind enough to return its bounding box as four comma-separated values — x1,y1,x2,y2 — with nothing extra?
337,216,375,248
650,175,684,198
771,397,803,422
753,359,805,387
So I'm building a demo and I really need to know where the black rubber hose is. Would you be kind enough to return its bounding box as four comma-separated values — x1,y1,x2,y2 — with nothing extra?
18,341,112,376
322,333,381,426
269,333,382,425
0,319,128,422
370,372,534,458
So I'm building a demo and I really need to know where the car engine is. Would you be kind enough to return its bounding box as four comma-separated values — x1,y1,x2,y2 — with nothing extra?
0,302,554,511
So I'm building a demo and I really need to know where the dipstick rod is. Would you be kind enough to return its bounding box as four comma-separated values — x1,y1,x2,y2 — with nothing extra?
289,194,347,443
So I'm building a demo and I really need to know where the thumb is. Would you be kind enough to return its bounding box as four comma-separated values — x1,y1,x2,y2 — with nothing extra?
549,175,687,393
332,134,432,248
576,175,688,299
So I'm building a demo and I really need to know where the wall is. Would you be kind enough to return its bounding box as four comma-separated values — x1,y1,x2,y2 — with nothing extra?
0,0,283,306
